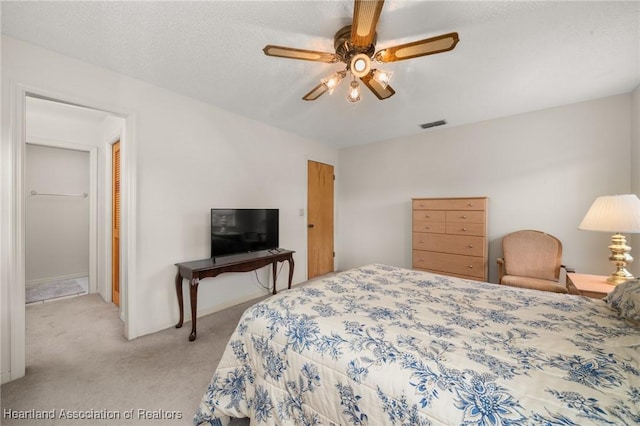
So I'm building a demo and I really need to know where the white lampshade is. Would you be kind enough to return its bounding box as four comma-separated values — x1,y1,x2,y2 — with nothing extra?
579,194,640,233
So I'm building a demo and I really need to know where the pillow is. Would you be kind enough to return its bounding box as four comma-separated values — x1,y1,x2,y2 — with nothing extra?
604,279,640,324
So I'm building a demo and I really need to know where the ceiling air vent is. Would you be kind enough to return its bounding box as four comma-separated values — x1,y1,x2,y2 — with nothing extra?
420,119,447,129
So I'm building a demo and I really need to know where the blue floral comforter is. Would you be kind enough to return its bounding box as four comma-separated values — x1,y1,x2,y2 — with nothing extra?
194,264,640,425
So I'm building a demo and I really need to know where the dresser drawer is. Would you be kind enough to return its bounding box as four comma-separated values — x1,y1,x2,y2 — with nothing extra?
413,198,486,211
413,221,446,234
445,210,485,224
413,251,485,279
413,233,485,257
446,222,485,236
415,268,483,281
412,210,446,223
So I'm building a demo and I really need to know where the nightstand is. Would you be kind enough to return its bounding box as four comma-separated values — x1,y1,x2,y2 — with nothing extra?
566,273,613,299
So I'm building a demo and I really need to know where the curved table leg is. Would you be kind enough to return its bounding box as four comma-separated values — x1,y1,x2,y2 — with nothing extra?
272,262,278,295
189,278,199,341
175,272,184,329
288,256,295,290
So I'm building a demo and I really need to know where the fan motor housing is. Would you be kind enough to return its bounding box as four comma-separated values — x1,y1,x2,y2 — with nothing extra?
334,25,376,63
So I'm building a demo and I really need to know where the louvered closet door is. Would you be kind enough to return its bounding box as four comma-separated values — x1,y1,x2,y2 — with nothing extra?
112,141,120,306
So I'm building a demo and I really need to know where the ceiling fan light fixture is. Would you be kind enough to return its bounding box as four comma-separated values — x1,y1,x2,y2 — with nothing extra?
372,69,393,89
264,1,460,103
350,53,371,78
321,71,346,94
346,79,361,103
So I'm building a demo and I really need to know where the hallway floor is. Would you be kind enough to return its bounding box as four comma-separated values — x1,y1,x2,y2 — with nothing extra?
25,276,88,304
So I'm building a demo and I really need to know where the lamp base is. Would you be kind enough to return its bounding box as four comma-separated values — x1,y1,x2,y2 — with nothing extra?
606,269,634,285
607,232,635,286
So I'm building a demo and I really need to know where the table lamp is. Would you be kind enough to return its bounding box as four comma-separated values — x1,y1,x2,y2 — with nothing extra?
579,194,640,285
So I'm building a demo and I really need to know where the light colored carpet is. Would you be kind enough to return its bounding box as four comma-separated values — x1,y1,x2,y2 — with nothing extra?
1,293,259,425
26,277,89,304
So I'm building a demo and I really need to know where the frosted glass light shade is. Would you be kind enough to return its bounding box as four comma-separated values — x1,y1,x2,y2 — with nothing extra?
321,71,346,95
372,69,393,89
579,194,640,233
346,80,361,103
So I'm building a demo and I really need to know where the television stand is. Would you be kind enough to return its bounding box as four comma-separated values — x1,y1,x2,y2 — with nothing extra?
174,249,294,341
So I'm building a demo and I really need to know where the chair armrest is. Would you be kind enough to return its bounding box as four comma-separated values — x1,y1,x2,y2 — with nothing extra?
559,265,575,285
497,258,505,283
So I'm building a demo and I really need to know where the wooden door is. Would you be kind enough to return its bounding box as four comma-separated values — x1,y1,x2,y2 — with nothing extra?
307,160,334,279
112,141,120,306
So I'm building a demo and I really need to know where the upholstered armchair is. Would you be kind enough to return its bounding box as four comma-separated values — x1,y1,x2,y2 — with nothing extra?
497,230,570,294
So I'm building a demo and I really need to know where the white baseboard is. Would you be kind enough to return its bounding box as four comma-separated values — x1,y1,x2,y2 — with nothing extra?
134,288,270,338
1,370,12,385
26,272,88,287
195,289,268,320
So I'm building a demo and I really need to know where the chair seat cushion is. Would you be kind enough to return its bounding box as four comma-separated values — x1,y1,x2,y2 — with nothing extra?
501,275,568,294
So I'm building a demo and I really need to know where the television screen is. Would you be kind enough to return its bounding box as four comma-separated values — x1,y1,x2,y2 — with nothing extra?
211,209,279,258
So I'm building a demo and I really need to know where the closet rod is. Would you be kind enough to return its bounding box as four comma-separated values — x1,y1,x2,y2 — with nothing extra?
30,190,88,198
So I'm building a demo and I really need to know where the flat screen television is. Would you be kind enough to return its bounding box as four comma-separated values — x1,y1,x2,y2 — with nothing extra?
211,208,279,259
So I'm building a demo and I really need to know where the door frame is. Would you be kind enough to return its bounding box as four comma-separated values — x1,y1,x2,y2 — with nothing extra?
25,137,98,295
4,83,138,383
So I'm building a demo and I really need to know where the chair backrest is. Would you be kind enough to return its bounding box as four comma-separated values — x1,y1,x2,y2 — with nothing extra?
502,230,562,281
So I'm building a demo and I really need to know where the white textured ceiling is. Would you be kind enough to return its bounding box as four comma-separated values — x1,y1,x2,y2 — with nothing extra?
2,1,639,149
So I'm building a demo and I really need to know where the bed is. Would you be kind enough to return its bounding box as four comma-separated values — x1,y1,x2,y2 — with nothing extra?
194,264,640,425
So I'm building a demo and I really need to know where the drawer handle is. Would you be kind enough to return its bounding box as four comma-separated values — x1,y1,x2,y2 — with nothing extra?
419,258,424,262
468,244,473,248
461,215,467,219
462,227,467,231
468,265,473,268
468,203,474,207
425,214,431,219
426,225,431,229
420,203,425,207
420,240,425,243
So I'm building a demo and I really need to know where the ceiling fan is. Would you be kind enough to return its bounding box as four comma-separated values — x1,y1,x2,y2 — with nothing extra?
263,0,459,103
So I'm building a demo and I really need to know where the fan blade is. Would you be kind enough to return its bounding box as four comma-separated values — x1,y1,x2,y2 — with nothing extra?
374,32,459,62
351,0,385,48
361,72,395,100
303,82,328,101
263,45,338,63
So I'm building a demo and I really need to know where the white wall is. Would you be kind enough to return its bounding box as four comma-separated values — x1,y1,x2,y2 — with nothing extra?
1,36,338,381
631,85,640,258
25,144,90,284
337,94,634,282
633,86,640,193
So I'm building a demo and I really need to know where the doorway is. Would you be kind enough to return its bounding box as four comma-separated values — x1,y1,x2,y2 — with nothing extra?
25,144,91,304
307,160,335,279
5,85,134,383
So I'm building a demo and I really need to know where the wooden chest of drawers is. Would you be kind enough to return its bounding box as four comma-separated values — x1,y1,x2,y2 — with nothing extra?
412,197,488,281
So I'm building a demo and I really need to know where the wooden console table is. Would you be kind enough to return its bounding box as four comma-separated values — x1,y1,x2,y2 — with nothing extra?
175,249,294,341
